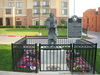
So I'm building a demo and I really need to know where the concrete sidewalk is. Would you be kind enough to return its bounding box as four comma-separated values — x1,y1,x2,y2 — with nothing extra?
0,71,99,75
0,71,72,75
86,32,100,48
0,33,97,44
0,36,23,44
82,33,97,39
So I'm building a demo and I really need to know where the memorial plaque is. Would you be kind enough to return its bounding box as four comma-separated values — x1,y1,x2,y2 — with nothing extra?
68,15,82,38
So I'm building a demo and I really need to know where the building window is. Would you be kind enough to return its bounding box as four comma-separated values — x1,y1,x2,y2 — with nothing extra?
61,9,67,15
42,1,49,7
16,10,22,14
16,2,23,8
61,2,68,8
8,2,14,7
34,9,40,15
34,1,40,7
42,9,49,14
6,9,11,14
16,21,22,25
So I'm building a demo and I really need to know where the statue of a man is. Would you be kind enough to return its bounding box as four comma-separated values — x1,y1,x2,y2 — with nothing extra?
45,13,57,44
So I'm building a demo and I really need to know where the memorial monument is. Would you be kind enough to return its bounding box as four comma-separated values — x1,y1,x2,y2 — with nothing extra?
45,13,57,45
68,15,82,38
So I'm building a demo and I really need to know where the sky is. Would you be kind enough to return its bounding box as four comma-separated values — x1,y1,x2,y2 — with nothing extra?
69,0,100,17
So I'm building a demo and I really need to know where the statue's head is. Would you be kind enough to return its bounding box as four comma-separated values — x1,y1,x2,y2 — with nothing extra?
50,13,54,18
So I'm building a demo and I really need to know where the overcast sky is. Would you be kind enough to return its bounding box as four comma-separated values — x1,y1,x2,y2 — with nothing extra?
69,0,100,17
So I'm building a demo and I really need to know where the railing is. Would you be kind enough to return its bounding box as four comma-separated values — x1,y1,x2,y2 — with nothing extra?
39,44,72,71
12,43,39,73
12,37,97,74
73,43,97,73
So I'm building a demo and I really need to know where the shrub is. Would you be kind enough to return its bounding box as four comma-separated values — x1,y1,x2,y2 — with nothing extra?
15,25,27,28
21,25,26,28
0,25,67,28
0,25,4,28
0,25,13,28
15,25,21,28
29,25,46,28
5,25,13,28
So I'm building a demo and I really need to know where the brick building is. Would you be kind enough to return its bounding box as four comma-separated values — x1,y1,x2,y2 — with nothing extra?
0,0,69,26
83,7,100,32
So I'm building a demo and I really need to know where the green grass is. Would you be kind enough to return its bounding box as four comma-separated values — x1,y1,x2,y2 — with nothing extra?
82,35,88,38
0,28,67,36
0,44,12,71
0,44,100,73
96,48,100,74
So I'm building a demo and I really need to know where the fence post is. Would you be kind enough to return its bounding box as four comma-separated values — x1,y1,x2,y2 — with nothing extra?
72,44,74,73
11,43,14,71
69,44,72,71
35,43,38,73
39,43,41,71
93,43,97,74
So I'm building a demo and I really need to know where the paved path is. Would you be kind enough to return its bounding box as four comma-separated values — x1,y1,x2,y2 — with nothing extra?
0,36,23,44
0,32,99,47
0,71,72,75
0,71,98,75
0,71,99,75
87,32,100,48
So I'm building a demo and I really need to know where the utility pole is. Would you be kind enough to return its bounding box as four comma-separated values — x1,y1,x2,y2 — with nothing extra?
74,0,75,15
12,0,16,28
39,0,41,25
3,0,6,26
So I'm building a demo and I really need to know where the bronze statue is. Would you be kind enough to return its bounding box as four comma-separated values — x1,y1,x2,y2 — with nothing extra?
45,13,57,44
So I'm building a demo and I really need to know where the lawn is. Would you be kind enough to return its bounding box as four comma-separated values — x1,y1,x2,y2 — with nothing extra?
96,48,100,74
0,28,88,38
0,28,67,36
0,44,12,71
0,44,100,73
